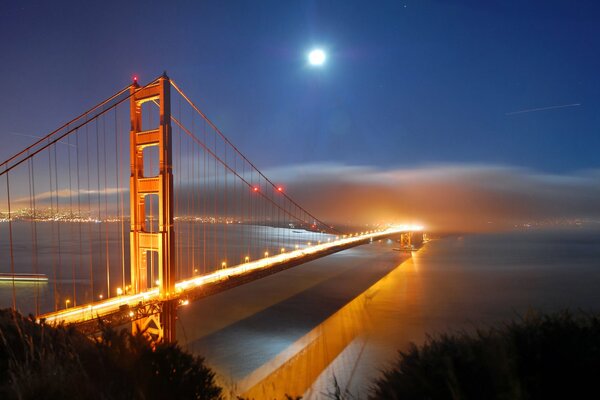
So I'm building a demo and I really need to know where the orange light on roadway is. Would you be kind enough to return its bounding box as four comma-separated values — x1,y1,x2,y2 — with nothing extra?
116,287,123,296
39,225,424,327
65,299,70,308
264,251,269,257
244,256,250,262
221,261,227,268
280,248,285,253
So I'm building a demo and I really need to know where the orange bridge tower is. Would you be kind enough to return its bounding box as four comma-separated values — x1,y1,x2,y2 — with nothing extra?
129,74,176,342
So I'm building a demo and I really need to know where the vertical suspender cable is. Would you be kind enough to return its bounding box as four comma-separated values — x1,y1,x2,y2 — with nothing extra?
116,106,126,291
86,123,94,299
54,144,62,308
103,115,110,297
95,120,103,296
67,134,76,306
75,131,84,302
6,173,16,310
48,147,57,311
28,157,40,315
203,119,207,273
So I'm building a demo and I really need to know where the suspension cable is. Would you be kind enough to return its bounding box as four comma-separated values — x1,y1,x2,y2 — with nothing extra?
170,79,340,234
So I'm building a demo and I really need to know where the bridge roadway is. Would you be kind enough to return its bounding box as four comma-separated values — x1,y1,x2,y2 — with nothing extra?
39,227,419,334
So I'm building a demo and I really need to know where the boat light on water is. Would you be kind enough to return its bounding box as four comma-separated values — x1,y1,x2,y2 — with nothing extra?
0,273,49,282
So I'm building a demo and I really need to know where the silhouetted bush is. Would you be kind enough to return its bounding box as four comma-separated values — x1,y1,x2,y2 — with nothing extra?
371,310,600,399
0,309,222,400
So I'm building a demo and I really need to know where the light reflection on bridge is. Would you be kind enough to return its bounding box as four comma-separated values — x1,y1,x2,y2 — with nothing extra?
40,226,421,326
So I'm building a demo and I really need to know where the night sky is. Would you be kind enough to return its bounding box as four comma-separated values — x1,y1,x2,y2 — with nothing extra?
2,1,600,229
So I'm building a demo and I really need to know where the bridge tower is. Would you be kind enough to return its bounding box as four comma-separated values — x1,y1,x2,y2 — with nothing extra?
129,74,177,342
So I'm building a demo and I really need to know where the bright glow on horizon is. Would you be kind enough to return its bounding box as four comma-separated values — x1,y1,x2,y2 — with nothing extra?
39,226,424,326
308,49,326,66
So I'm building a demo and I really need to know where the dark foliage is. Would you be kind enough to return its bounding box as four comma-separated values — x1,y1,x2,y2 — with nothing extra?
0,309,222,400
371,310,600,400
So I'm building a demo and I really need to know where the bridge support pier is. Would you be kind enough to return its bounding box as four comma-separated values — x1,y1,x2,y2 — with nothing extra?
400,231,424,250
129,74,176,343
132,299,177,343
400,232,412,249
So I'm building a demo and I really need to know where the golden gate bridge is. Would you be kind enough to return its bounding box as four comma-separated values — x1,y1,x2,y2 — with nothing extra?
0,73,421,342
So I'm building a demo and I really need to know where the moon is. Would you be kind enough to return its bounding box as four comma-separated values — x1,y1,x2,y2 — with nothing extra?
308,49,326,66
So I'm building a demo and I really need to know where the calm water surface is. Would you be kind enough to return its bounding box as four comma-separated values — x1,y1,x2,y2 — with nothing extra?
2,227,599,398
176,230,600,399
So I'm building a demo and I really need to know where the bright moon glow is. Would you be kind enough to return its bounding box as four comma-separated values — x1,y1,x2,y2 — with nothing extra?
308,49,326,66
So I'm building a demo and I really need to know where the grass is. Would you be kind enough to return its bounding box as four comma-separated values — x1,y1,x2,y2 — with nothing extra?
0,308,222,400
3,308,600,399
371,310,600,399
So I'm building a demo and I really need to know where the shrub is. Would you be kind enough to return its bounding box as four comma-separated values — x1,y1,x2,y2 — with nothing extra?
371,310,600,400
0,309,222,400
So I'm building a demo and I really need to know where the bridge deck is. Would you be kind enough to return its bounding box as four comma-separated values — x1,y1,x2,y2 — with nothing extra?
39,229,411,333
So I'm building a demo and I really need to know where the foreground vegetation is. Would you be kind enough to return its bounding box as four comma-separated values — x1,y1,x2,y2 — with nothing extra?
372,310,600,399
2,309,599,399
0,309,222,400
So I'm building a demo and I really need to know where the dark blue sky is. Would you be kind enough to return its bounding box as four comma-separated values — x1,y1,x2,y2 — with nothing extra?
2,0,599,173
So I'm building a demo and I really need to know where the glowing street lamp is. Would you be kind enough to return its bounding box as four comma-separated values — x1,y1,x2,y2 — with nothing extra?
264,251,269,257
116,287,123,296
65,299,71,308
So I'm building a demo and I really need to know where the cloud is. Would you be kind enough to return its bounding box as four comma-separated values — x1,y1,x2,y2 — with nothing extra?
263,163,600,232
13,187,126,205
9,162,599,233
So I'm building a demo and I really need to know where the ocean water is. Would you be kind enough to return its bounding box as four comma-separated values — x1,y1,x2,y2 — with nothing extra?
2,227,599,398
175,230,600,399
0,221,331,314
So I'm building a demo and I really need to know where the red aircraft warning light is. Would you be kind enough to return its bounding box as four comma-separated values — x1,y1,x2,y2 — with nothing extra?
253,187,259,192
277,186,283,192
